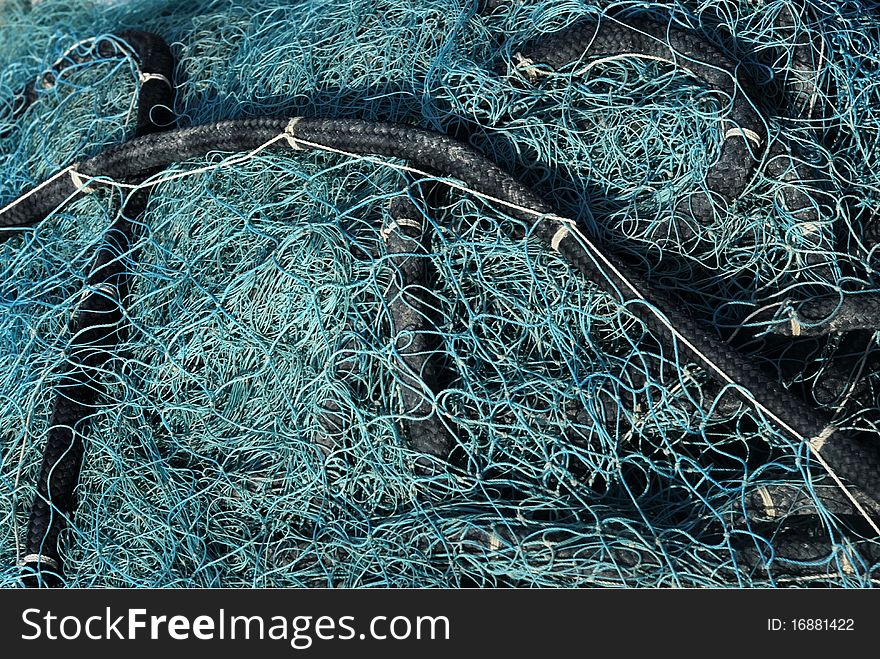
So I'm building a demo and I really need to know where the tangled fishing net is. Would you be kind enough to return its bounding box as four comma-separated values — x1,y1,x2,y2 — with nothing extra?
1,0,880,586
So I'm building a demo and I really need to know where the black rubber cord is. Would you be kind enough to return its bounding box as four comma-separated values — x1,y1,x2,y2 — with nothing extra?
21,207,142,587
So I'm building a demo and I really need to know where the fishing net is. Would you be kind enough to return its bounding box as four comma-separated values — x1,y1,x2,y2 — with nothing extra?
1,0,880,586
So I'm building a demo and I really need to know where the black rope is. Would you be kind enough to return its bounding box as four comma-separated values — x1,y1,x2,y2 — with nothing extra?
383,193,453,460
2,115,879,527
15,30,176,588
490,5,880,576
732,516,880,579
506,10,877,334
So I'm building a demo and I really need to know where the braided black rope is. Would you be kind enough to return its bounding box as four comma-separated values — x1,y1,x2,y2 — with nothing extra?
732,516,880,579
494,5,880,575
383,194,453,459
509,11,880,335
766,295,880,336
0,30,174,141
2,115,880,532
15,30,175,588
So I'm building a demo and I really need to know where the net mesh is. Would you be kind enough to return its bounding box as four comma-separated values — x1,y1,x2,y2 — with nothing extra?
1,0,879,586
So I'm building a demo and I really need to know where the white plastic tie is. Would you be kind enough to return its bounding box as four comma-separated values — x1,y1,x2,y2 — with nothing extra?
723,125,763,148
20,553,59,569
138,71,173,88
550,225,570,252
381,217,422,242
69,167,95,194
809,425,837,453
756,487,777,519
512,52,541,81
284,117,303,150
72,283,119,322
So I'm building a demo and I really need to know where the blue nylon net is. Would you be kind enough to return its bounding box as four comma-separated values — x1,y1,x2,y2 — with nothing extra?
1,0,879,586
